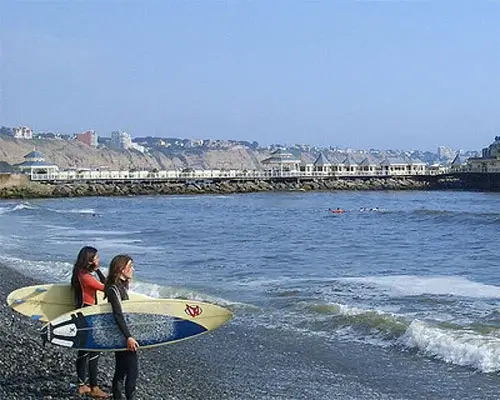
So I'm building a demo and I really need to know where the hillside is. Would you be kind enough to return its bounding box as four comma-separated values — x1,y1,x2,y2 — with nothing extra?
0,135,446,172
0,135,277,171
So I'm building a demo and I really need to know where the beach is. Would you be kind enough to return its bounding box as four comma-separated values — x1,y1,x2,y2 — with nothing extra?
2,192,500,400
0,261,365,400
0,263,243,400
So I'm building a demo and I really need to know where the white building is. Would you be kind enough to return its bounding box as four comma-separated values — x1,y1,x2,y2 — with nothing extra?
111,130,132,149
17,150,58,175
13,126,33,139
110,130,145,153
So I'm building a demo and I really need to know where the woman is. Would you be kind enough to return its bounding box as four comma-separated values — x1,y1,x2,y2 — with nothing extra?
104,254,139,400
70,246,109,398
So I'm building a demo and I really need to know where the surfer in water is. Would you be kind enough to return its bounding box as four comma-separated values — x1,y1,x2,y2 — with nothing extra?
104,254,139,400
70,246,109,398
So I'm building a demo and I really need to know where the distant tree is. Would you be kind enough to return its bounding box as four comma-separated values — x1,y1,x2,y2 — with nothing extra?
0,126,13,136
0,161,14,172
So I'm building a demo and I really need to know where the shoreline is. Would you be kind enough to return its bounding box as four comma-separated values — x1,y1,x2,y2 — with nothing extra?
0,176,462,199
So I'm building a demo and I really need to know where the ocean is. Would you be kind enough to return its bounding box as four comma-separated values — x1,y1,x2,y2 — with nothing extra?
1,190,499,399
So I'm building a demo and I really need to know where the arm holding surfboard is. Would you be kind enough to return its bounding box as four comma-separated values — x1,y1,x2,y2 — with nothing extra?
104,254,140,400
107,285,138,351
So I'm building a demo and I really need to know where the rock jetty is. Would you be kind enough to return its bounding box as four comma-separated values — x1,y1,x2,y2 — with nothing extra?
0,176,462,200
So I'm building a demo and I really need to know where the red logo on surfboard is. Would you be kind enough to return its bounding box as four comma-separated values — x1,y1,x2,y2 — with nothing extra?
185,304,203,318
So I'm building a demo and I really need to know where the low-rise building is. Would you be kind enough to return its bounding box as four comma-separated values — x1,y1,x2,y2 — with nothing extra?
466,136,500,173
110,130,145,153
16,150,59,175
13,126,33,139
260,149,301,174
75,130,98,147
264,152,429,176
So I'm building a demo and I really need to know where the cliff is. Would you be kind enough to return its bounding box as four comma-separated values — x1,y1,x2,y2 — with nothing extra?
0,135,276,171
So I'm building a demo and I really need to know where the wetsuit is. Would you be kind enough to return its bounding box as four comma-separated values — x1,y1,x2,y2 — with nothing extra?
73,269,105,389
107,280,138,400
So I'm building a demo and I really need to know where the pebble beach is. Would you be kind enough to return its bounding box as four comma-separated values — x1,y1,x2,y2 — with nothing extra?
0,263,242,400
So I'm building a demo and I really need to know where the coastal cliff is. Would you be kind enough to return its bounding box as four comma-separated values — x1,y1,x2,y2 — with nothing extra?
0,135,274,171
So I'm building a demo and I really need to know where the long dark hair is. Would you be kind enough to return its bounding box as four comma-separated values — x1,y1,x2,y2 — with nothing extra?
71,246,98,289
104,254,133,297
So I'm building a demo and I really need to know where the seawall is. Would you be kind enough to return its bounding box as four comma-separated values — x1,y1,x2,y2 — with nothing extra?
0,173,30,189
0,175,461,199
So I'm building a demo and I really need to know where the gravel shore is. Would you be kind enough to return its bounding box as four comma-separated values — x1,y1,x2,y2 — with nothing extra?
0,263,240,400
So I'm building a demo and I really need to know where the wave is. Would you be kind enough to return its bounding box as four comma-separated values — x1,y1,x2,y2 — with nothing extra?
130,280,247,310
400,320,500,373
45,207,98,215
0,254,244,312
0,202,97,216
0,202,38,214
338,275,500,299
12,202,37,211
0,206,10,215
42,225,141,236
0,255,73,282
412,208,500,218
302,300,500,373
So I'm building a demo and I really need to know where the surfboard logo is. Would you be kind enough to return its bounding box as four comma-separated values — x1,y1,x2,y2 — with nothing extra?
185,304,202,318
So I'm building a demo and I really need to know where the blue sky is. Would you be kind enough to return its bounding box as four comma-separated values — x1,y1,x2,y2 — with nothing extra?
1,1,499,151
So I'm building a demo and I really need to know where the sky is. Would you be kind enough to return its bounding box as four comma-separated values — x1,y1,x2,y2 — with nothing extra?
1,1,499,152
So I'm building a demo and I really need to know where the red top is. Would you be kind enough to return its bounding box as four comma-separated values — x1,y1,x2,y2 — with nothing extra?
77,270,105,306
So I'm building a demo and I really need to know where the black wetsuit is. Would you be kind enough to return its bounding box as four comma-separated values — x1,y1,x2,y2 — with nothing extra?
73,269,106,388
107,280,138,400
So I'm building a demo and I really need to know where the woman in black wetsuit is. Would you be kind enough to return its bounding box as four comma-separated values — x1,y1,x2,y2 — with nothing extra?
104,254,139,400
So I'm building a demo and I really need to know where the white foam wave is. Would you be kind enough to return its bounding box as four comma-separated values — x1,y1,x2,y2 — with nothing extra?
78,229,140,236
400,320,500,373
130,280,247,309
42,237,161,254
340,275,500,299
43,226,139,236
0,202,38,214
0,255,73,282
0,255,241,310
46,207,97,215
12,202,37,211
0,206,10,215
92,238,161,253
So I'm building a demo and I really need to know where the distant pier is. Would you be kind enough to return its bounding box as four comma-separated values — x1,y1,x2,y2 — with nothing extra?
29,168,445,184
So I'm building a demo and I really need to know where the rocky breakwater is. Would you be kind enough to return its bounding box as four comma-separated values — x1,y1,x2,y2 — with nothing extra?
0,176,437,199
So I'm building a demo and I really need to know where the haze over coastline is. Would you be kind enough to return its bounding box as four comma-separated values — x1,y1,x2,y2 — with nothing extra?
1,2,499,151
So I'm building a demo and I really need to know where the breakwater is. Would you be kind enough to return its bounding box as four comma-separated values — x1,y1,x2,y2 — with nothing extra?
0,175,463,199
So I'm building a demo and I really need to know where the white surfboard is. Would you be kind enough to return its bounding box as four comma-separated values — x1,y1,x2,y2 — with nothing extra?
41,298,233,351
7,283,152,322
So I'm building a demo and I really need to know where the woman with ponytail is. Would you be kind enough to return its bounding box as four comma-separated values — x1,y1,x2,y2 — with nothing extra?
70,246,109,398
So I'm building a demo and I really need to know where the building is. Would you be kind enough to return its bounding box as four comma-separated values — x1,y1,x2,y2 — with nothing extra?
437,146,456,160
13,126,33,139
75,130,98,147
260,149,301,173
111,130,132,150
466,136,500,173
449,153,469,172
16,150,58,175
110,130,145,153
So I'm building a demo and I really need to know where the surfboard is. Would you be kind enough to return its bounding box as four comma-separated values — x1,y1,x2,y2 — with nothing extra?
40,299,233,351
6,284,152,323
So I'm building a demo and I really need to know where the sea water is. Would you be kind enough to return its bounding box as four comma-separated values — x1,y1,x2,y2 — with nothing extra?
1,190,500,399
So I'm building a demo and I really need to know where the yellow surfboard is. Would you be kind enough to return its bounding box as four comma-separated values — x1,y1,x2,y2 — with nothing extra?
7,284,152,322
41,299,233,351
